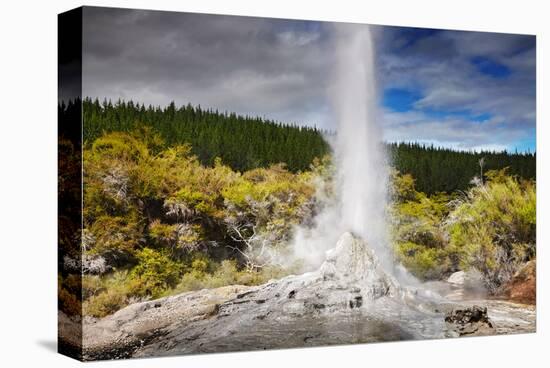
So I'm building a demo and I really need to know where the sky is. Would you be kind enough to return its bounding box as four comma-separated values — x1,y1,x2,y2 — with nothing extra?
82,7,536,152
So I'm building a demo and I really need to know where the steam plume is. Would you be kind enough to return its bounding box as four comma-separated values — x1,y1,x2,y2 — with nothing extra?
291,24,392,273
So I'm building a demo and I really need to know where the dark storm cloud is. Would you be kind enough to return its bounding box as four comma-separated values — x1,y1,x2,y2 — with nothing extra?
82,7,536,151
83,7,335,129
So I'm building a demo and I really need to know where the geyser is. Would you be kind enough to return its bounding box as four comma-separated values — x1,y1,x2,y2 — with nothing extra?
333,24,389,261
292,24,392,272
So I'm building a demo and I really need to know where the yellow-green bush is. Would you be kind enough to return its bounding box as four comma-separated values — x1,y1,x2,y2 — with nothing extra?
390,170,454,280
391,169,536,288
446,169,536,292
148,220,203,252
129,248,183,298
90,131,149,163
83,271,146,317
88,215,143,255
83,287,129,317
394,242,452,280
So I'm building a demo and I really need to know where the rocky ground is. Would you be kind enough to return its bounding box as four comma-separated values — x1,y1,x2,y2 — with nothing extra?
65,233,536,361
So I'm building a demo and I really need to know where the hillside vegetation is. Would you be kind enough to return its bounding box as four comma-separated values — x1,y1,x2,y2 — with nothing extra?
391,168,536,293
81,99,535,194
75,127,326,317
83,98,329,173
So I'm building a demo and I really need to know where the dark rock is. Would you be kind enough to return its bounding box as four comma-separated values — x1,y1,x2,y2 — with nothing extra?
236,290,256,299
349,295,363,309
310,302,325,310
445,306,495,336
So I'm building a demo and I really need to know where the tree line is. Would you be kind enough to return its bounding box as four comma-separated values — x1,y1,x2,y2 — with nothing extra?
82,98,330,173
388,142,535,194
71,98,536,194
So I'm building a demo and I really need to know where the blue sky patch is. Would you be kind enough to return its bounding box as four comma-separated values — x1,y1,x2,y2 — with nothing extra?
383,88,494,125
514,135,536,153
471,56,511,78
382,88,422,112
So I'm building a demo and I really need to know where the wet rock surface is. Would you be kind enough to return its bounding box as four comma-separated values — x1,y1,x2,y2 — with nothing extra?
79,232,536,361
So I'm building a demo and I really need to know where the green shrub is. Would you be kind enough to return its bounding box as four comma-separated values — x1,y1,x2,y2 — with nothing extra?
84,288,128,317
129,248,183,298
82,275,104,299
82,271,145,317
149,220,204,253
90,132,149,163
390,171,455,280
391,169,536,287
394,242,451,280
87,215,143,255
446,169,536,292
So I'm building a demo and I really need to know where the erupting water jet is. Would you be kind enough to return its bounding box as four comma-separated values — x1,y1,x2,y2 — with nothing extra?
333,24,390,267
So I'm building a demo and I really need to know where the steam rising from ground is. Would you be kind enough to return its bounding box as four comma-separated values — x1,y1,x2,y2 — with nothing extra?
291,24,393,273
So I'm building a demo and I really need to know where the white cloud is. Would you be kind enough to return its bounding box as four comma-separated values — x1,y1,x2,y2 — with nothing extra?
382,108,532,152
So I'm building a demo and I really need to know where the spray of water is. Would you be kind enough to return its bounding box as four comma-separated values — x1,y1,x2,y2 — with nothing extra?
333,24,390,261
291,24,394,274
